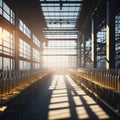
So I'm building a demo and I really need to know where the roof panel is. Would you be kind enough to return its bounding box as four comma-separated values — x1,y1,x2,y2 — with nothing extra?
40,0,83,40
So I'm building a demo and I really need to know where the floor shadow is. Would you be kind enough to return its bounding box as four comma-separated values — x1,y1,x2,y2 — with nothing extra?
0,74,118,120
0,77,52,120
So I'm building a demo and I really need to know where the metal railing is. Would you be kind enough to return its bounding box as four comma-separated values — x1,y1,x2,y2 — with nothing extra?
0,69,50,100
68,68,120,115
68,68,120,92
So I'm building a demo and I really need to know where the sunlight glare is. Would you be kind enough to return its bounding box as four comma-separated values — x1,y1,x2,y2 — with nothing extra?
83,96,96,104
90,105,110,119
55,86,66,89
53,90,67,94
73,96,83,106
52,93,68,97
0,106,7,112
49,102,69,109
75,90,86,95
50,96,68,103
76,106,89,119
48,108,71,120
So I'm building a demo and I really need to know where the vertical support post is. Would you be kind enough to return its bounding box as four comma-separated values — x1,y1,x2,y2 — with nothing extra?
91,17,97,68
14,8,19,87
106,0,115,69
76,39,79,68
79,35,82,68
15,11,19,71
83,34,86,68
40,41,43,69
77,34,81,68
31,43,33,70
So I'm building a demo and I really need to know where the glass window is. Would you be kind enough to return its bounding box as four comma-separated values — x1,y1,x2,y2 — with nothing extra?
3,2,10,14
3,29,15,56
0,27,2,52
115,12,120,68
43,40,77,68
43,56,77,68
39,0,83,70
0,27,15,70
96,26,106,68
33,63,40,69
0,28,15,56
3,2,11,21
19,60,31,70
33,48,40,61
40,1,81,40
0,1,15,24
0,9,2,15
10,10,15,24
0,0,2,7
33,34,40,47
3,11,10,21
19,19,31,39
3,57,10,70
19,38,31,59
0,0,2,15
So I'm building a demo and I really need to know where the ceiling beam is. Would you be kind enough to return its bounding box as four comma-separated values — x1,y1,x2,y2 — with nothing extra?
45,33,78,35
43,11,80,13
44,15,77,17
40,5,82,7
47,38,77,41
40,1,83,4
44,29,78,31
43,54,77,56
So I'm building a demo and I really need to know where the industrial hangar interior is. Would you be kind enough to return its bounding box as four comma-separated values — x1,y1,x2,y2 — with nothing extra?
0,0,120,120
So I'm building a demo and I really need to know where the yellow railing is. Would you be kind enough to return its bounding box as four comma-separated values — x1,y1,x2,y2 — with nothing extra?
68,68,120,115
0,69,51,100
68,68,120,92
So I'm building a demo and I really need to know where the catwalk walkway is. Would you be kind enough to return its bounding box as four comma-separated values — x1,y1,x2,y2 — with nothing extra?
0,74,117,120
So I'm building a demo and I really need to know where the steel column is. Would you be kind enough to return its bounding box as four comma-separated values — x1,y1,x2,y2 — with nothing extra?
91,17,97,68
83,34,86,68
106,0,115,69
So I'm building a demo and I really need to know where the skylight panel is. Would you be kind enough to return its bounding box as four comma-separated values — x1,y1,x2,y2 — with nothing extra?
40,0,83,41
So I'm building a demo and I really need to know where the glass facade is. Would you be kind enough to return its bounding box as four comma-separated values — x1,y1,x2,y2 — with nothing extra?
33,48,40,61
19,60,31,70
43,40,77,69
19,38,31,59
33,34,40,47
0,0,15,24
0,0,41,71
40,0,82,70
33,63,40,69
0,27,15,70
115,12,120,68
96,26,106,68
85,39,92,67
19,19,31,39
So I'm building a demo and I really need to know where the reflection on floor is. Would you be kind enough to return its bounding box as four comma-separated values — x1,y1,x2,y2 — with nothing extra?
48,75,110,120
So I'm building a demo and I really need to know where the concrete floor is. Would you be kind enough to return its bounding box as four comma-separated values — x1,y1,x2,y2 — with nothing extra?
0,74,116,120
